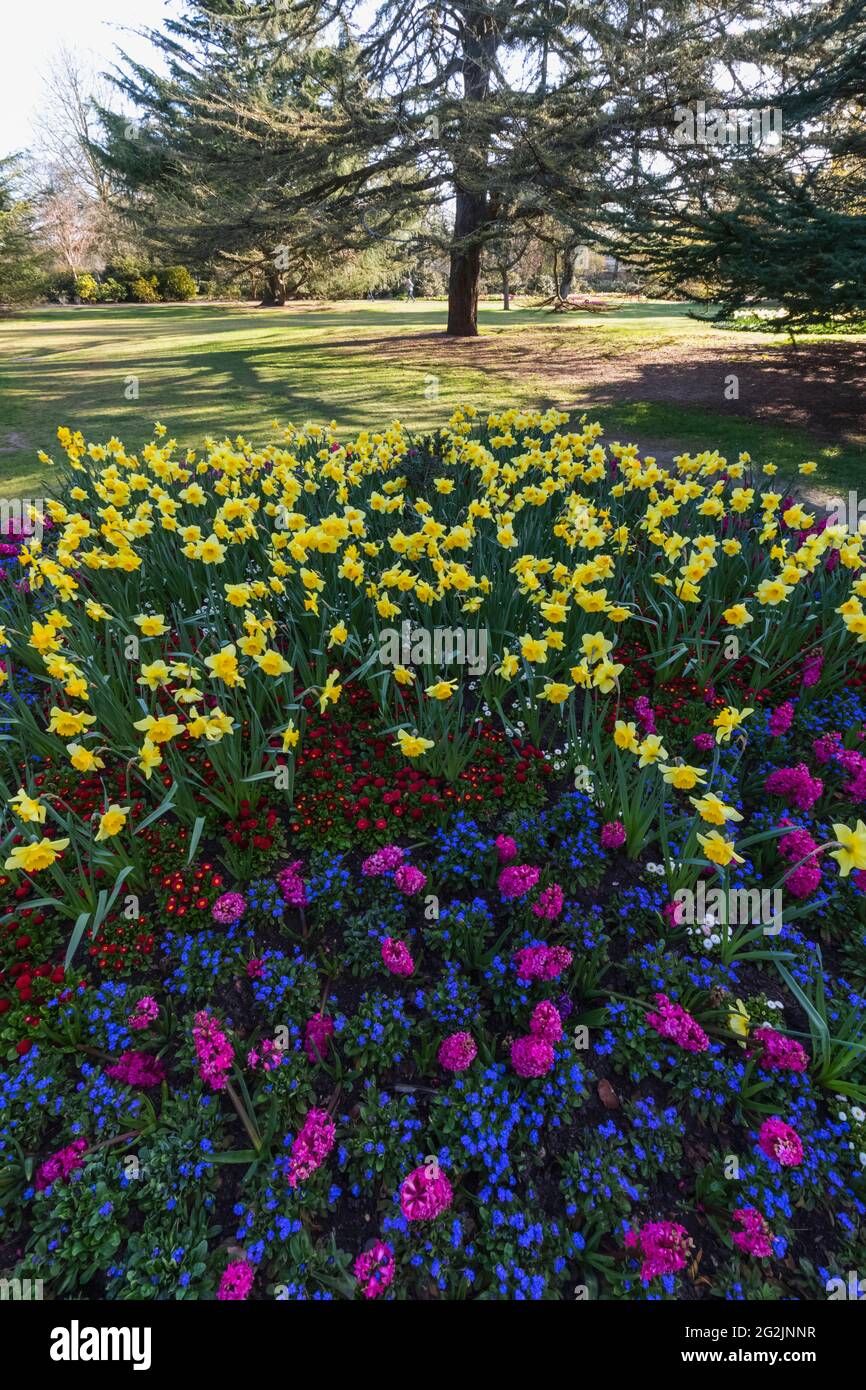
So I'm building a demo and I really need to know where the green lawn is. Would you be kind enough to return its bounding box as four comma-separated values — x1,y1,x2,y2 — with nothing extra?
0,298,861,499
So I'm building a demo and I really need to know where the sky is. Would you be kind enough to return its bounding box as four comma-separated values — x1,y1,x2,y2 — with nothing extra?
1,0,177,158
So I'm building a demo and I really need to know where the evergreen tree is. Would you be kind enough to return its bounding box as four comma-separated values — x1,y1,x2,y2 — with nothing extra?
611,0,866,332
0,158,46,307
99,0,733,333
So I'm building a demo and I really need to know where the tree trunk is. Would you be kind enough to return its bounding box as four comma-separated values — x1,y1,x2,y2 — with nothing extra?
559,245,578,301
259,263,287,307
501,266,511,310
446,5,496,338
447,187,486,335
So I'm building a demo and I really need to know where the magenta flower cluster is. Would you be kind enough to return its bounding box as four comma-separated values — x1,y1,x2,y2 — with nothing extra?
399,1163,453,1221
645,993,710,1053
304,1012,335,1062
246,1037,285,1072
216,1258,255,1301
513,943,573,982
778,822,822,898
127,995,158,1031
758,1116,804,1167
287,1107,336,1188
277,860,307,907
211,891,247,925
106,1050,166,1089
437,1031,477,1072
35,1137,88,1191
353,1240,395,1298
394,862,427,895
801,650,823,687
532,882,564,920
600,820,626,850
193,1009,234,1091
624,1220,692,1282
732,1207,775,1258
529,999,564,1043
381,936,415,977
634,695,657,734
495,834,518,863
511,1000,563,1077
768,701,795,736
497,864,540,900
764,763,823,812
361,844,404,877
749,1027,809,1073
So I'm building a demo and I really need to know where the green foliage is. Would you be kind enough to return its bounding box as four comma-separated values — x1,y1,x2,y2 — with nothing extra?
157,264,197,301
128,274,160,303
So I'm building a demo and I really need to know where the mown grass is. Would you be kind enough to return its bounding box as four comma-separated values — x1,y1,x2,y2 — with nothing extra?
0,298,860,500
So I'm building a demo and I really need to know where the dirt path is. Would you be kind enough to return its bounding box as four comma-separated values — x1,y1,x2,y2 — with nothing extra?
340,327,866,450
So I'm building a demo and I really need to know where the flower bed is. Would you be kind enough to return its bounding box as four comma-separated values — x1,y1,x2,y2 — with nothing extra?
0,410,864,1301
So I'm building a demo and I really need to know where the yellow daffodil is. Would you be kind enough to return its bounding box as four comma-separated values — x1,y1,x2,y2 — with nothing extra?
697,830,744,866
394,729,435,758
95,804,130,840
5,838,70,873
831,820,866,877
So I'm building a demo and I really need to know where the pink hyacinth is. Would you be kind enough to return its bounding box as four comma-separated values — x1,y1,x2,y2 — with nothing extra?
624,1221,692,1282
758,1117,804,1167
353,1241,395,1299
247,957,264,980
277,860,307,907
693,732,715,753
812,731,842,765
778,822,822,898
601,820,626,850
361,844,404,877
246,1037,285,1072
106,1051,166,1089
634,695,657,734
437,1031,477,1072
530,1000,563,1043
838,748,866,802
663,898,687,928
381,936,414,977
399,1163,453,1221
394,863,427,895
749,1028,809,1073
193,1010,234,1091
513,943,573,982
786,860,823,897
494,834,518,864
764,764,823,812
304,1012,335,1062
211,891,246,925
732,1207,775,1258
768,701,795,737
216,1258,255,1301
35,1137,88,1191
127,995,158,1031
532,882,564,920
498,864,541,900
646,993,710,1053
287,1107,336,1188
510,1033,555,1078
801,651,824,688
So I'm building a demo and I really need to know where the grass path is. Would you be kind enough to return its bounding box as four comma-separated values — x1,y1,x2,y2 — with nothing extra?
1,299,862,500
